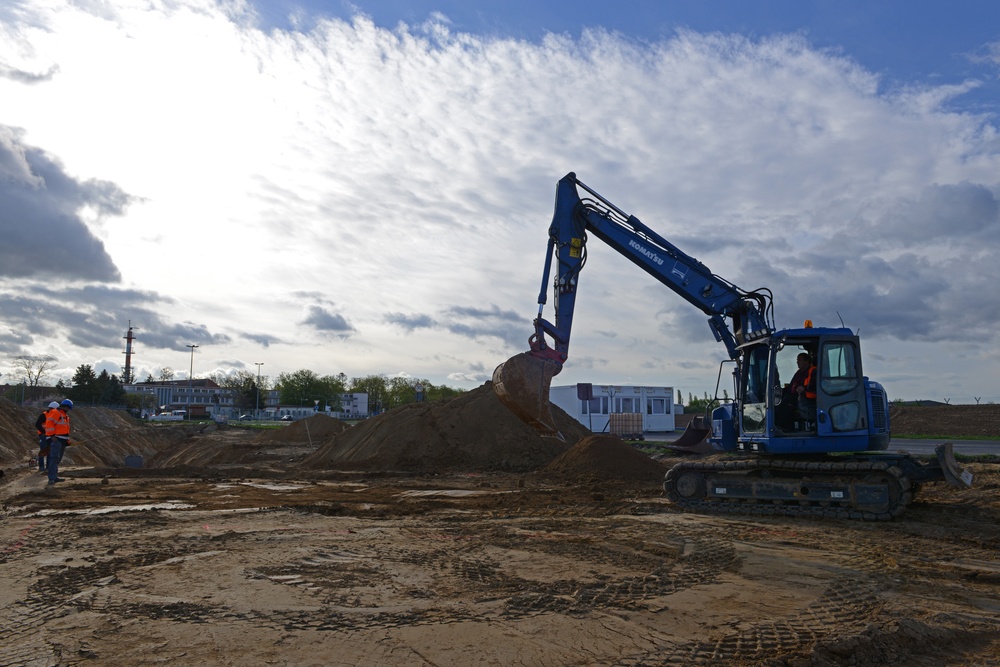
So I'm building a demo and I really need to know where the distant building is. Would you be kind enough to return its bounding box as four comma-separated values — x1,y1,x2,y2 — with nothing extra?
274,392,369,421
126,381,369,421
549,384,681,434
126,379,234,418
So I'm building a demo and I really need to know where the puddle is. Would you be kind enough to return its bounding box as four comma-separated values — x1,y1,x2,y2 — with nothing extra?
238,482,305,491
28,500,196,516
399,489,503,498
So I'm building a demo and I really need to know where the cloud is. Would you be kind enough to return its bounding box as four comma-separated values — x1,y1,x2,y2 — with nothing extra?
439,304,529,347
384,312,436,332
0,3,999,399
300,304,356,337
0,125,126,282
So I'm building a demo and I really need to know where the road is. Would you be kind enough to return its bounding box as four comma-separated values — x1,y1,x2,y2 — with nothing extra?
887,438,1000,456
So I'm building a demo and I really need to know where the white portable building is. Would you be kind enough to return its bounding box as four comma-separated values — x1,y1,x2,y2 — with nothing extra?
549,384,681,435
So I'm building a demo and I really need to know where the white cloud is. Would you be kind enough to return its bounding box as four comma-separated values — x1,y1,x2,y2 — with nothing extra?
0,1,998,401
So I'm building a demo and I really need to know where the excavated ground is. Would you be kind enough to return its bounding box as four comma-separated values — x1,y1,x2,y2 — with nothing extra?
1,393,999,666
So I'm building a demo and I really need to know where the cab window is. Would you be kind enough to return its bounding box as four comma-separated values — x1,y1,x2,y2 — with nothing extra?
820,342,861,396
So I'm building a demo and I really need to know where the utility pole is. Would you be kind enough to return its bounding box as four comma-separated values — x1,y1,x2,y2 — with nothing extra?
122,322,138,384
255,362,264,419
186,344,198,419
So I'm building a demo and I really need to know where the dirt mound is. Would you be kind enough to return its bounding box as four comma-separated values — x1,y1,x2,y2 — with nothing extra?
301,382,590,472
891,404,1000,438
543,434,668,481
258,414,351,443
0,399,36,465
0,401,186,468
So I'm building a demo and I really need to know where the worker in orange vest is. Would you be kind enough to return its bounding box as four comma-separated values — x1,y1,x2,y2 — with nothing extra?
43,399,73,485
35,401,60,472
789,353,817,426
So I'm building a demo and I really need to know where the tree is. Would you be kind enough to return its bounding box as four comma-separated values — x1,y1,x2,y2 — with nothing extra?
67,364,98,403
685,391,714,414
95,370,127,405
10,354,57,401
275,370,345,411
350,374,388,414
360,376,464,411
210,370,267,414
158,367,174,382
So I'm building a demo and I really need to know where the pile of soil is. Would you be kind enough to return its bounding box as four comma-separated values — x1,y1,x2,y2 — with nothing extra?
0,399,35,464
257,414,351,443
543,434,668,482
890,404,1000,438
301,382,590,472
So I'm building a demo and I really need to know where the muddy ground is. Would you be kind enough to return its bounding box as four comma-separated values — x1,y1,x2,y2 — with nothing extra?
1,394,999,666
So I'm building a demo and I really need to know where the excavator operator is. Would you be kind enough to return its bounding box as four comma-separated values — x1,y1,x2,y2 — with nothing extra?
777,352,816,432
786,352,816,430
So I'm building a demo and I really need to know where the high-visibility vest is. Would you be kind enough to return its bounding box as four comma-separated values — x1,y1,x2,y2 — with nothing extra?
803,366,817,400
45,408,71,437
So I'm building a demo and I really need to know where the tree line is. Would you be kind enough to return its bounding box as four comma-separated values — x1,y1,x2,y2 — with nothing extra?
1,354,467,414
208,369,464,414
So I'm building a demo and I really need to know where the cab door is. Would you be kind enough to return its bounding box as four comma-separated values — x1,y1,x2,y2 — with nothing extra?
816,337,867,434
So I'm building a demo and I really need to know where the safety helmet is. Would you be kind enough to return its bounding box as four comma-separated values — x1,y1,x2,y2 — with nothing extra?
48,401,60,409
60,399,73,409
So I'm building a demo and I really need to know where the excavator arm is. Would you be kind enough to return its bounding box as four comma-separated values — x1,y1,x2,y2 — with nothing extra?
494,173,775,437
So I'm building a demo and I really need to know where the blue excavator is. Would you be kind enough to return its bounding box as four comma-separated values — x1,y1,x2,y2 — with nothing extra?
494,172,972,520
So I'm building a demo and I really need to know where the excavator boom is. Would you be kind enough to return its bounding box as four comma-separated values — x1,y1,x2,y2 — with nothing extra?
494,172,772,440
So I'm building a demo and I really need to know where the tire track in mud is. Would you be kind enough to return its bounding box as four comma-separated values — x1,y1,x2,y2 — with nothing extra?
242,518,740,630
0,530,198,667
614,578,885,666
5,478,999,666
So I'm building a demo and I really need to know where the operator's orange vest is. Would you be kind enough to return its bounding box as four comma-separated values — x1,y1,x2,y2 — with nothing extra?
803,366,816,400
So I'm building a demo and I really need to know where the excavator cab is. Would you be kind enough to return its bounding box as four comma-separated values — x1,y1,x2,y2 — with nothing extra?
715,325,890,455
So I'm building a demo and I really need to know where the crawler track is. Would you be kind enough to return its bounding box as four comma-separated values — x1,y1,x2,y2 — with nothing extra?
663,457,914,520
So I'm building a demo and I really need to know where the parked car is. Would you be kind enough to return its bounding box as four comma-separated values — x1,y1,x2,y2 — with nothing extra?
239,414,253,421
280,415,294,421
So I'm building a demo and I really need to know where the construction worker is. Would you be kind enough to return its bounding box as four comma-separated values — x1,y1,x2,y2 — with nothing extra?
43,399,73,485
35,401,60,472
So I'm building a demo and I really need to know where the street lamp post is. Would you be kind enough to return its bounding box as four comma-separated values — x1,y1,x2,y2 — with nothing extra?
186,344,198,420
255,362,264,419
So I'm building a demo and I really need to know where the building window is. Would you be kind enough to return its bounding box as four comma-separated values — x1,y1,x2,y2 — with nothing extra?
646,398,670,415
582,397,609,415
616,397,640,413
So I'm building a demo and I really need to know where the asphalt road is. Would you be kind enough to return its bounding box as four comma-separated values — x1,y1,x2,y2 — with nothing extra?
889,438,1000,457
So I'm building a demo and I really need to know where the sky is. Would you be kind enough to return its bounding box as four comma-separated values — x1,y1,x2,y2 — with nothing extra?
1,0,999,404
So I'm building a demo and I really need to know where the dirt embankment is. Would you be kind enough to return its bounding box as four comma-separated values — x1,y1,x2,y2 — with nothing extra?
890,404,1000,438
0,399,191,469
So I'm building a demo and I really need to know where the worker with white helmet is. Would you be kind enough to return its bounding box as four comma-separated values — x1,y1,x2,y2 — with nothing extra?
34,401,60,472
43,399,73,485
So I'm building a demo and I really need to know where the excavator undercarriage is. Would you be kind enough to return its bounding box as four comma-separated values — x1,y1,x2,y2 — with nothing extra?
663,443,973,521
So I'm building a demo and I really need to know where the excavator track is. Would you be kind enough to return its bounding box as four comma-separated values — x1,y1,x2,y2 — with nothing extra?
664,457,915,521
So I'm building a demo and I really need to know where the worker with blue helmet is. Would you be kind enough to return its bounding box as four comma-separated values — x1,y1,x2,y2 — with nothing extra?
43,399,73,485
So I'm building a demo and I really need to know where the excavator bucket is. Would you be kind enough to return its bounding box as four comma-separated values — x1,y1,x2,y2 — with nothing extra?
665,415,713,453
492,352,564,441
